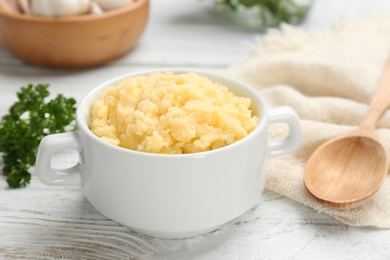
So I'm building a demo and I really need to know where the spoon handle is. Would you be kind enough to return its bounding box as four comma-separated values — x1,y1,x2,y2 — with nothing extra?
361,60,390,130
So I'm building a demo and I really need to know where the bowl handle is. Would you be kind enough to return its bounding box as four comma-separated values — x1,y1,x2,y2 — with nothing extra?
35,132,82,186
268,106,302,158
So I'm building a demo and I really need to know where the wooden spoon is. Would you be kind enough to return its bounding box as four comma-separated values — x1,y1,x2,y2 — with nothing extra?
304,62,390,210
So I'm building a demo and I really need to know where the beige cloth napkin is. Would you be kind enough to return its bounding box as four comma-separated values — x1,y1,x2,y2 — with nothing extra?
229,15,390,228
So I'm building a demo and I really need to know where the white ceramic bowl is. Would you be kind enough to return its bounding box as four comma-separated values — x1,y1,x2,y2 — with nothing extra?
35,69,302,238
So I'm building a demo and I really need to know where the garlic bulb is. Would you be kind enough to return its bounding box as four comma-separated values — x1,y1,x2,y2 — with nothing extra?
90,1,103,14
2,0,134,17
0,0,19,13
30,0,91,17
93,0,132,11
17,0,30,14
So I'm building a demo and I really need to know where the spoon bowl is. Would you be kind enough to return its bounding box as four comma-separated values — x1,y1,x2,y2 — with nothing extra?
304,61,390,210
304,135,388,209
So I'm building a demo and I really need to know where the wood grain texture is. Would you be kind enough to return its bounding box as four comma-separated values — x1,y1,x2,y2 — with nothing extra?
3,175,390,259
0,176,160,259
362,59,390,129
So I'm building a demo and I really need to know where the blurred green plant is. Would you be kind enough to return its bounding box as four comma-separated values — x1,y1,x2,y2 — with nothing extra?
214,0,312,29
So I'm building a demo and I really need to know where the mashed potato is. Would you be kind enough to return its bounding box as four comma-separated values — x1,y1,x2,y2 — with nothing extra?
89,72,259,154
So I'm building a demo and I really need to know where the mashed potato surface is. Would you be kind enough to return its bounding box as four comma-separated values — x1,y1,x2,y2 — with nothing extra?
89,72,259,154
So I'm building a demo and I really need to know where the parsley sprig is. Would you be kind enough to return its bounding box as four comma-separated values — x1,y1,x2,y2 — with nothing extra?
0,84,77,188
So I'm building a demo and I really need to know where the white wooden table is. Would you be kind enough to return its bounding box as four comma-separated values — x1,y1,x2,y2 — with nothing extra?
2,0,390,259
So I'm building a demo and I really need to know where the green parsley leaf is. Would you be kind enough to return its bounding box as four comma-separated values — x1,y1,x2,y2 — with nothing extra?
0,84,77,188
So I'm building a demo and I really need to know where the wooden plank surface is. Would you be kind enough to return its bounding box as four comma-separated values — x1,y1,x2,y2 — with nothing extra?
2,0,390,259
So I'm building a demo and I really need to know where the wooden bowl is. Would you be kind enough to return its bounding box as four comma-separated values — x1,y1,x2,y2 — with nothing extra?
0,0,149,68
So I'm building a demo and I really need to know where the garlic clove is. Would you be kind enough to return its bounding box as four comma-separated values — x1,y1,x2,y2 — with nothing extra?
17,0,30,14
93,0,133,11
90,1,103,15
30,0,92,17
0,0,20,13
